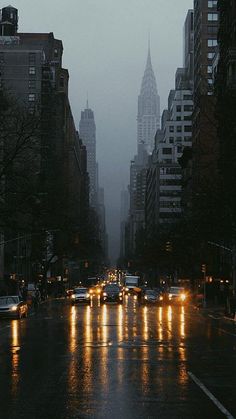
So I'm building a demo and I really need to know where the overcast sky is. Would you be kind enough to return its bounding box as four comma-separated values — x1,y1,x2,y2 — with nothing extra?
10,0,193,262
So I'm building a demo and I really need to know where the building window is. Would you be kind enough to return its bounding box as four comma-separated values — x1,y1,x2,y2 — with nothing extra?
28,80,36,89
162,148,172,155
184,126,192,132
208,78,213,85
176,105,181,112
184,136,192,142
208,13,218,21
177,126,182,133
28,93,35,102
29,53,36,64
169,137,174,144
207,25,218,34
176,116,181,121
29,66,36,75
59,76,64,87
169,126,174,132
184,105,193,111
208,52,215,59
208,1,217,8
176,137,182,142
177,146,182,153
208,39,217,47
183,94,193,100
54,48,59,58
208,66,213,74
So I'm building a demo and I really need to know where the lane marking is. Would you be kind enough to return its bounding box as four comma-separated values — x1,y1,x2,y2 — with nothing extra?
188,371,235,419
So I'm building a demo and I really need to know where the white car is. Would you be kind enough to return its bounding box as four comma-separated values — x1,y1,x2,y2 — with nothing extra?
0,296,28,318
71,287,90,305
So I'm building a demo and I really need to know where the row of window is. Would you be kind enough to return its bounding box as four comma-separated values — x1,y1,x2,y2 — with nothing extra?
159,201,181,208
160,168,182,175
169,136,192,143
169,125,192,133
175,115,192,121
159,191,181,197
176,105,193,112
160,179,182,186
162,146,182,154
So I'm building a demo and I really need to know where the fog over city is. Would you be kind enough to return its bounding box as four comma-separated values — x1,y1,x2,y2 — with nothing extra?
11,0,193,262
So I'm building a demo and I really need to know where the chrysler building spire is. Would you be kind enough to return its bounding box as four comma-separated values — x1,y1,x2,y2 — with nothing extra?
137,45,160,155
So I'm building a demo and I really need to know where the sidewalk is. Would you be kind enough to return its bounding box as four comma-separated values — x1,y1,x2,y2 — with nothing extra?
194,302,236,322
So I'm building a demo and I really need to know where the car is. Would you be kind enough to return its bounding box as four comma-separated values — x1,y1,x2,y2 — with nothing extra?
167,287,188,304
141,289,164,305
89,284,102,297
0,295,28,319
100,284,123,304
71,287,90,305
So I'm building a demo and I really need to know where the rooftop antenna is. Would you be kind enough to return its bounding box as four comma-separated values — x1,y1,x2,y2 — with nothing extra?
86,91,89,109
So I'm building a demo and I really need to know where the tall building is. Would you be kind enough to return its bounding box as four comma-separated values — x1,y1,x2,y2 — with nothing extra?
216,0,236,290
79,103,97,207
0,6,90,282
137,44,160,155
146,10,194,236
192,0,219,221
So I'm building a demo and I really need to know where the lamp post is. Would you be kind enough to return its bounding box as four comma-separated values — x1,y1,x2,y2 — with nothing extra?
202,263,207,308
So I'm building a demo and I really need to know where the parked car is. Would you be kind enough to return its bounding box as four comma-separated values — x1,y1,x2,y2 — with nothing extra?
0,296,28,319
141,289,164,305
71,287,90,305
100,284,123,304
167,287,188,304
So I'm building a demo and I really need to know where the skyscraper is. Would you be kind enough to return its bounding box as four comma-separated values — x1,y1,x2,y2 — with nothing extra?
137,44,160,155
79,103,97,207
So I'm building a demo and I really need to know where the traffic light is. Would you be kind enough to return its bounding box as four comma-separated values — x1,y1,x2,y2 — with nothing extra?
84,261,89,268
201,264,206,273
165,241,172,252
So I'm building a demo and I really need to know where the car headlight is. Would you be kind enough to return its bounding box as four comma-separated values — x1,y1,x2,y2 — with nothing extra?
11,305,18,311
144,295,148,300
119,292,123,296
125,287,129,291
159,296,163,301
169,294,172,299
180,294,186,301
86,293,90,298
103,292,107,296
71,294,76,299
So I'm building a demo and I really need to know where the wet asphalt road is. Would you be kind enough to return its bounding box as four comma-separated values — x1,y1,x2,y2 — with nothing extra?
0,296,235,419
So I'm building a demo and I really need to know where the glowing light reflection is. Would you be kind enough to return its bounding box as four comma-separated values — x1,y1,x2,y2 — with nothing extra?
11,320,20,396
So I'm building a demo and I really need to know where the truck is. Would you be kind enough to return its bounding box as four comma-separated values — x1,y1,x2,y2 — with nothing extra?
124,275,140,294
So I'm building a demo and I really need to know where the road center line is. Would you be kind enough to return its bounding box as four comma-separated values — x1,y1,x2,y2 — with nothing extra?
188,371,235,419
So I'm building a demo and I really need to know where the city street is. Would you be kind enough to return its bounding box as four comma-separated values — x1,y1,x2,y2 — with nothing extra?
0,297,235,419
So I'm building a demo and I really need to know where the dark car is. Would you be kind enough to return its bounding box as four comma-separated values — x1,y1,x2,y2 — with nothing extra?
0,296,28,319
100,284,123,304
167,287,188,304
141,289,163,305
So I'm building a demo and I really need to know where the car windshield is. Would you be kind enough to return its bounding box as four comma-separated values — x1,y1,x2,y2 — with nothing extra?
74,288,87,294
145,290,156,295
0,296,19,305
104,285,119,292
169,287,184,294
